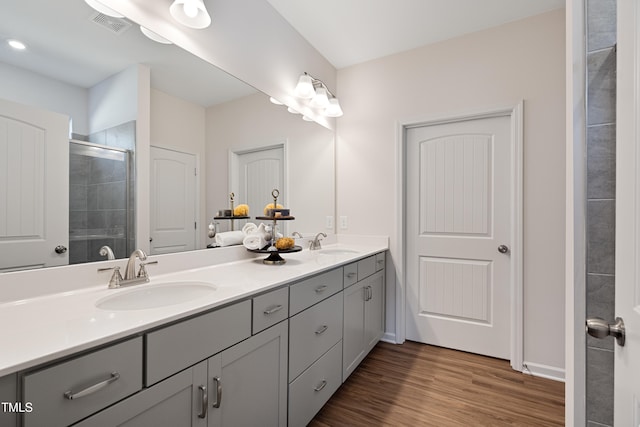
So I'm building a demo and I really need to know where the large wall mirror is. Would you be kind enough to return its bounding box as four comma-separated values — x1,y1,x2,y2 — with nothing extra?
0,0,335,272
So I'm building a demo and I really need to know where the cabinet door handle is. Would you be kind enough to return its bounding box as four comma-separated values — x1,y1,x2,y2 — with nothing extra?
63,372,120,400
198,385,208,418
315,325,328,335
346,272,357,278
313,380,328,392
263,304,283,315
365,286,372,301
212,376,222,408
315,285,328,293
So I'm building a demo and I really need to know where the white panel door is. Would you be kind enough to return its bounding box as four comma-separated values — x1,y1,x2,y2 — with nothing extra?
614,1,640,423
150,146,196,255
0,98,69,271
406,115,512,359
232,145,284,218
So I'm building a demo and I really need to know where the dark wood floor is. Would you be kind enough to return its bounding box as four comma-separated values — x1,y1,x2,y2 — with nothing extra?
310,341,564,426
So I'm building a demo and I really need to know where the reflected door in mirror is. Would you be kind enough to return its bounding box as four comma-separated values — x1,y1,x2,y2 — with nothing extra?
150,146,197,254
0,99,69,271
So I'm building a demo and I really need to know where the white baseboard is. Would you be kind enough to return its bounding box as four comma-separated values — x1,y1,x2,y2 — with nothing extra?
522,361,565,382
381,332,398,344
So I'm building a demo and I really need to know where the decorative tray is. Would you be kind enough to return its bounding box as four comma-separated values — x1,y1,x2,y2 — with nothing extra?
248,245,302,265
255,216,295,221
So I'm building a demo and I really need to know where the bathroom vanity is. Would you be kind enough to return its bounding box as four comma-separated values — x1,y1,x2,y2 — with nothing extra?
0,240,387,427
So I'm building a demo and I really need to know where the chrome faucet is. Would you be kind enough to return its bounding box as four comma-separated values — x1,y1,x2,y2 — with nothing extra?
291,231,304,239
124,249,148,280
99,245,115,260
98,249,157,289
309,232,327,250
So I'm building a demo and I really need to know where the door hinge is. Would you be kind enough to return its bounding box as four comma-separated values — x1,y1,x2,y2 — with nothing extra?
195,222,197,230
194,168,198,176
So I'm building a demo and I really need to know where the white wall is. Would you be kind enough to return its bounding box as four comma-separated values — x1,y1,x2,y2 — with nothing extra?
336,10,566,373
0,62,88,134
150,88,207,248
89,65,140,134
205,93,335,235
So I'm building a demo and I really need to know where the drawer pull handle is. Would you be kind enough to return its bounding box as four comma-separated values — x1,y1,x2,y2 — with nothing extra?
63,372,120,400
315,325,328,335
315,285,328,293
212,376,222,408
263,305,283,315
346,272,357,278
314,380,328,392
377,259,384,264
198,385,208,418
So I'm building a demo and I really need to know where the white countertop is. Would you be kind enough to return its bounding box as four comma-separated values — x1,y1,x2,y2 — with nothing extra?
0,238,387,377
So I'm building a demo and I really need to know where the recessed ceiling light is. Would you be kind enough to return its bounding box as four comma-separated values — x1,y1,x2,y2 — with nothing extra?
7,39,27,50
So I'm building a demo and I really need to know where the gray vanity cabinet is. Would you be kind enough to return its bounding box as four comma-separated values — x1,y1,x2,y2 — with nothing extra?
287,269,344,427
76,320,288,427
22,337,143,427
343,257,385,381
208,320,288,427
0,374,17,427
74,361,208,427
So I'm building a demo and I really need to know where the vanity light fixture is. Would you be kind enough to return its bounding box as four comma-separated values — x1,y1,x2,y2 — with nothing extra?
292,72,343,118
310,86,329,108
84,0,124,18
325,98,344,117
170,0,212,29
294,74,315,99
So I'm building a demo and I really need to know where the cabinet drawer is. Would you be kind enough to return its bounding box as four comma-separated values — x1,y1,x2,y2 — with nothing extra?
290,268,343,315
343,262,358,288
288,341,342,427
357,255,376,281
375,251,386,271
289,292,343,381
146,300,251,385
22,337,143,427
252,286,289,334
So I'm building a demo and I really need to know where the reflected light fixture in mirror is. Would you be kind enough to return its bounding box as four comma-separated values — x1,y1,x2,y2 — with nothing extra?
292,72,343,118
7,39,27,50
84,0,124,18
140,26,173,44
170,0,212,29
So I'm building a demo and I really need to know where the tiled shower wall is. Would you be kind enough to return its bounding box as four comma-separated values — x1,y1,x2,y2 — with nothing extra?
585,0,616,425
69,121,136,264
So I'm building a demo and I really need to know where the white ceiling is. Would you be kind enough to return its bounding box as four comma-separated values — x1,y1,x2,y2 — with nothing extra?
267,0,566,69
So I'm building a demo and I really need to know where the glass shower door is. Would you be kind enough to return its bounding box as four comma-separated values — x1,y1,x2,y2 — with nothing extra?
69,141,133,264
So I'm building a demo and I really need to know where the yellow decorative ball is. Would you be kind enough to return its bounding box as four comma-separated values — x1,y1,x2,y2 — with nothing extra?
275,237,295,250
233,204,249,216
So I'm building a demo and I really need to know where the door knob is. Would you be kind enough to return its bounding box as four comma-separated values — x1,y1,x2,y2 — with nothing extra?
497,244,510,254
586,317,625,346
54,245,67,254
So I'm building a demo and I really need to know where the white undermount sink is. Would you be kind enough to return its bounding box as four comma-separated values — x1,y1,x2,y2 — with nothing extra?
318,248,360,255
95,282,217,311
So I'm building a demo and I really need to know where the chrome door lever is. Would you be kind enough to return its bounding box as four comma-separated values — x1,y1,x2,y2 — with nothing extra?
586,317,625,346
